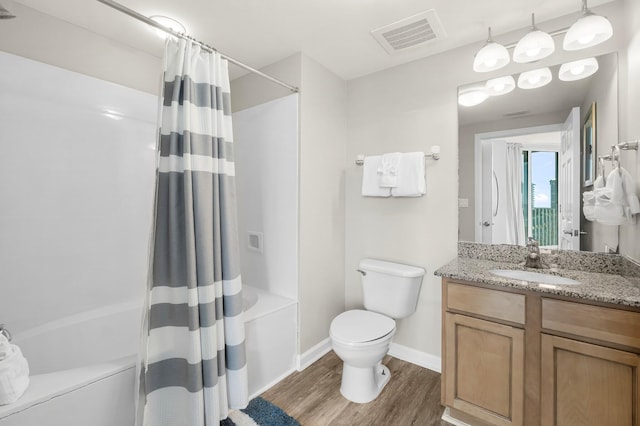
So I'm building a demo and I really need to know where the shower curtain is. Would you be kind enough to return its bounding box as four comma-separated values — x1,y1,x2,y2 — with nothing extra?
505,143,526,245
138,38,248,426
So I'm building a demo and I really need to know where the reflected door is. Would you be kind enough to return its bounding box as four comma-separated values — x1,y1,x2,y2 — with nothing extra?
481,140,509,244
559,107,581,251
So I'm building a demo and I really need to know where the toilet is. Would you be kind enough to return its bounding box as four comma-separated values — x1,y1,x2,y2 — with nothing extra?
330,258,425,403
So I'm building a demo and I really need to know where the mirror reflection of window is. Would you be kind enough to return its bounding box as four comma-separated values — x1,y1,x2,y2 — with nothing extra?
526,151,559,248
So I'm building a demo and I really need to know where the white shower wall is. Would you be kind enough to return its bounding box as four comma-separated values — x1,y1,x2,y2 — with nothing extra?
233,95,299,300
0,52,157,334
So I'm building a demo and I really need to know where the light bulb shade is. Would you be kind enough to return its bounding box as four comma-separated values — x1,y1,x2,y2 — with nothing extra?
513,30,555,63
473,42,510,72
563,13,613,51
559,57,599,81
486,75,516,96
517,67,552,89
458,85,489,107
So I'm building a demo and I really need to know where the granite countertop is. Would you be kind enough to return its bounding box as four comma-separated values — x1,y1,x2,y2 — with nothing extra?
435,243,640,308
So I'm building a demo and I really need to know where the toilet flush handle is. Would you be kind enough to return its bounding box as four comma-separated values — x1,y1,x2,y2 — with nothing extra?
356,269,367,276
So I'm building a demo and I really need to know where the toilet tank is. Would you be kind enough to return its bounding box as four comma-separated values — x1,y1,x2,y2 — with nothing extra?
359,258,425,319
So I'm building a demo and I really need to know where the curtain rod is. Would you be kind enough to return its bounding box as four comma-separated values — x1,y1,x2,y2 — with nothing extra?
96,0,299,93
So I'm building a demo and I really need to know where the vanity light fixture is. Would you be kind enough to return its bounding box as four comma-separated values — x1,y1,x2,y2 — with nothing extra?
458,84,489,107
563,0,613,51
149,15,186,39
485,75,516,96
473,27,510,73
558,57,599,81
513,14,555,63
517,67,552,89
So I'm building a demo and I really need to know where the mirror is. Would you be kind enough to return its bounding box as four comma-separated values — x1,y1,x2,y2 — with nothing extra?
458,52,618,252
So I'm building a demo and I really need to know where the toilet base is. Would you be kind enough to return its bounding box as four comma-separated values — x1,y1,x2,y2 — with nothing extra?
339,362,391,404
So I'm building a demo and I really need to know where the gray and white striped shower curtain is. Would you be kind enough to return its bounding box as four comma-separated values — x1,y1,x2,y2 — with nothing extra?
138,38,248,426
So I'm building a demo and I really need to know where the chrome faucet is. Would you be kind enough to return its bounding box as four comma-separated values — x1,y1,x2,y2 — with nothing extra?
524,238,547,269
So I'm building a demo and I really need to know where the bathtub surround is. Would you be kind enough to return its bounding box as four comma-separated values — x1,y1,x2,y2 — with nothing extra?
232,97,299,397
0,303,141,425
141,39,247,425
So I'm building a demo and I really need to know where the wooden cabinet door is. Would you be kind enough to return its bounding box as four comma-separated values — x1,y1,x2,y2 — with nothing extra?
444,313,525,426
541,334,640,426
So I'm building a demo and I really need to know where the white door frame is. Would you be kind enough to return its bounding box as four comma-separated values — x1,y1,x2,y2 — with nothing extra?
474,124,563,243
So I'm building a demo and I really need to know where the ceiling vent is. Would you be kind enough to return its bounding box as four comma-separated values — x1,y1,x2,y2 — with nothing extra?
371,10,446,55
504,110,531,118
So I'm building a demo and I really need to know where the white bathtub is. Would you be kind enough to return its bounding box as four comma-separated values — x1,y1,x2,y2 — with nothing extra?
0,286,296,425
0,300,141,426
242,286,297,398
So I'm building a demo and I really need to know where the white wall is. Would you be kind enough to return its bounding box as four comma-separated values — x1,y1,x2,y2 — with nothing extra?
0,0,162,95
232,54,347,355
233,95,299,300
345,2,626,362
298,55,347,353
0,52,157,334
580,53,619,252
618,0,640,262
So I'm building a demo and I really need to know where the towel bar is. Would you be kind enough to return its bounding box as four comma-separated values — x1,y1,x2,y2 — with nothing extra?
597,140,639,163
355,147,440,166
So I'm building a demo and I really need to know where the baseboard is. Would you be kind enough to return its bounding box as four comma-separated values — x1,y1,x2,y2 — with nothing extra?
388,342,441,373
296,337,331,371
249,366,297,400
441,407,474,426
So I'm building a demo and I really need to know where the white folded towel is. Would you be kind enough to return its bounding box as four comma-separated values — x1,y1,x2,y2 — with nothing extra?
391,152,426,197
0,334,30,405
582,175,605,221
582,190,596,221
361,156,391,197
378,152,401,188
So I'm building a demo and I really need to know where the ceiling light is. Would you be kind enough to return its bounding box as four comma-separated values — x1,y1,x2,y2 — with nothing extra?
473,27,510,73
517,67,552,89
458,84,489,107
559,57,599,81
563,0,613,51
149,15,186,39
513,14,555,63
486,75,516,96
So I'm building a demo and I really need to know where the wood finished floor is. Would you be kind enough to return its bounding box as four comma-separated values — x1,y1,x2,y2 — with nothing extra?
261,351,448,426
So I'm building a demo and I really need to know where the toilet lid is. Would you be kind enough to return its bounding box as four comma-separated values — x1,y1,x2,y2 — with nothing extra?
330,310,395,343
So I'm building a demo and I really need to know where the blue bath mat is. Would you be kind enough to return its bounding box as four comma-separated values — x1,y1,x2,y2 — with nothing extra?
220,397,300,426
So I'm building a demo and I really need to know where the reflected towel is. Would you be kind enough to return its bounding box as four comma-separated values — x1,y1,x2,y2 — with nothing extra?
0,335,30,405
361,156,391,197
391,152,426,197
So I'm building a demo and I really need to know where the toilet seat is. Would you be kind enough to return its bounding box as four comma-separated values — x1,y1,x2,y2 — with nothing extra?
330,310,395,343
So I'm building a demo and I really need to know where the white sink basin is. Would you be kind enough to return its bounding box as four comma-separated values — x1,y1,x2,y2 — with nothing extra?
490,269,580,286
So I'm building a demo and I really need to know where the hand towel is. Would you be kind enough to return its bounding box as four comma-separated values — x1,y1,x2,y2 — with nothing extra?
378,152,401,187
595,169,626,225
361,155,391,197
391,152,426,197
0,334,30,405
582,190,596,221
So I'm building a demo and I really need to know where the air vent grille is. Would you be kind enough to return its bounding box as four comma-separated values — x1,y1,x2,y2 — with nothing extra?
503,110,531,118
371,10,446,55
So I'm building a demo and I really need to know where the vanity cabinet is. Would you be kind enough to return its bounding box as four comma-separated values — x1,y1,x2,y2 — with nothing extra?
443,282,526,426
540,299,640,426
540,334,639,426
444,313,524,426
442,278,640,426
